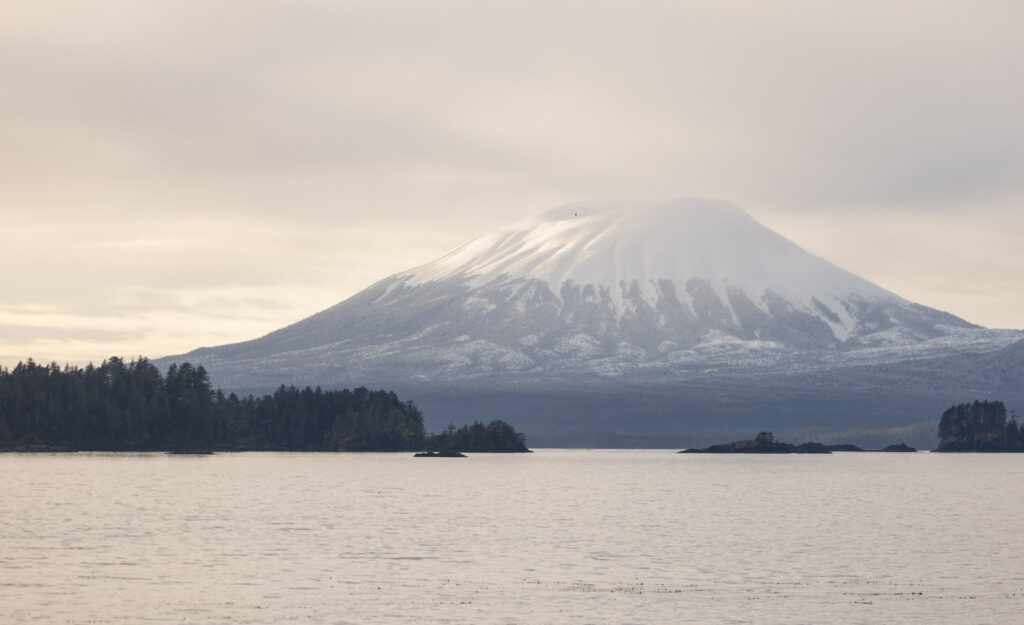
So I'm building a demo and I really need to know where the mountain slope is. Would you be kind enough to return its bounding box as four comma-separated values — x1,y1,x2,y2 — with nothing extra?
172,199,1016,392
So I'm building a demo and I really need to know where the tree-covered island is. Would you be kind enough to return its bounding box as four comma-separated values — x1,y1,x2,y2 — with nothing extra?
935,400,1023,452
0,357,529,453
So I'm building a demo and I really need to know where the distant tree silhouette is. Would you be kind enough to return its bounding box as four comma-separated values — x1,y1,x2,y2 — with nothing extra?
936,400,1022,451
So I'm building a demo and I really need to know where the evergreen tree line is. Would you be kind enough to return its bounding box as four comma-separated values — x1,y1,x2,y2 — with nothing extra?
936,400,1023,452
0,357,528,452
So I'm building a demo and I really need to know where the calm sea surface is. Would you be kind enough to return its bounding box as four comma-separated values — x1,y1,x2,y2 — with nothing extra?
3,450,1023,624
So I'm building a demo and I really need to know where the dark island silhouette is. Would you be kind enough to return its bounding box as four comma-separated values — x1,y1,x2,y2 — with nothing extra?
679,431,917,454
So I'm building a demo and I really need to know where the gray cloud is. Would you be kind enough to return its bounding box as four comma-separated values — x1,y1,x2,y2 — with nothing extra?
5,1,1022,220
2,0,1023,364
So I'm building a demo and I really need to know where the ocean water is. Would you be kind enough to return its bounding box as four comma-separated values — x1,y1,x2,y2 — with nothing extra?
3,450,1023,624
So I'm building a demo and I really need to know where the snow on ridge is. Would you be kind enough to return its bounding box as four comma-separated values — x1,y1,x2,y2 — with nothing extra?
399,198,904,337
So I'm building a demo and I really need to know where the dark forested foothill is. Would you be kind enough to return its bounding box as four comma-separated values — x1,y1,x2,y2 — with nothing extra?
0,357,529,453
936,400,1022,452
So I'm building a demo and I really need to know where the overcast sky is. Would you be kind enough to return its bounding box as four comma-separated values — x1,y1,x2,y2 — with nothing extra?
3,0,1023,367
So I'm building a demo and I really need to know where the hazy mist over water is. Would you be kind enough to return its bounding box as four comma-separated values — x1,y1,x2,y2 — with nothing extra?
4,450,1023,624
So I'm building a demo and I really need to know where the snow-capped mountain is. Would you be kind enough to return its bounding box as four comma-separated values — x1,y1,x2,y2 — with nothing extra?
173,199,1020,391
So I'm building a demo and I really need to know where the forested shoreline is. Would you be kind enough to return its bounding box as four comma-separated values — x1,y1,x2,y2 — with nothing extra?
3,355,1012,455
0,358,528,453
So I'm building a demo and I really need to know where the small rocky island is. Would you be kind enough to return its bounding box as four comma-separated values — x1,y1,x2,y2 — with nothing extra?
679,432,917,454
879,443,917,452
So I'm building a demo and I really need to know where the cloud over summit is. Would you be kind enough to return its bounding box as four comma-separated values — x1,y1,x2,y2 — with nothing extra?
2,0,1023,364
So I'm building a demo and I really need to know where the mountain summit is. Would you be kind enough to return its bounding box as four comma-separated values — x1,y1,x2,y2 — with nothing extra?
178,198,998,392
401,198,961,345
